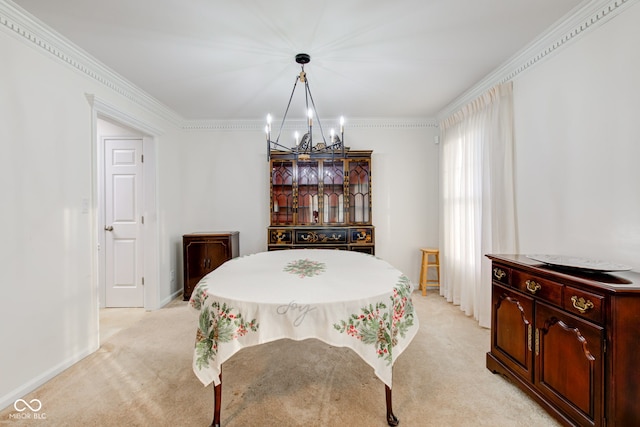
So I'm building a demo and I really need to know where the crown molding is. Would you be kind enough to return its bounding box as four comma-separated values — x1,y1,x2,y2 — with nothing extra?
0,0,183,128
182,117,438,131
436,0,638,122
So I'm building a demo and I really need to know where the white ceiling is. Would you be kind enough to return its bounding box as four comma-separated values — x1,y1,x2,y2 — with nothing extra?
11,0,587,121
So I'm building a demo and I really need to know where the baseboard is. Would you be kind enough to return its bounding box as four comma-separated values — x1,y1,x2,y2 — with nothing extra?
158,289,182,308
0,344,98,411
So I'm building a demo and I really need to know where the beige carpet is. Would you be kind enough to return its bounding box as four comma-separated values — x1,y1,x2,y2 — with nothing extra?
1,291,560,427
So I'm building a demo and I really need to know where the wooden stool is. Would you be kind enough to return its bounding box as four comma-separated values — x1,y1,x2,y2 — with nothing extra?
419,248,440,296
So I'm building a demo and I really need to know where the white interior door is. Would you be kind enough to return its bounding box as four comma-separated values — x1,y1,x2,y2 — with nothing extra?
104,138,144,307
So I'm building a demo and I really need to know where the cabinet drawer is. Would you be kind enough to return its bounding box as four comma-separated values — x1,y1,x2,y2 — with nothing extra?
349,227,374,244
564,286,604,324
512,271,562,307
350,245,375,255
269,228,293,244
295,228,348,244
491,264,510,286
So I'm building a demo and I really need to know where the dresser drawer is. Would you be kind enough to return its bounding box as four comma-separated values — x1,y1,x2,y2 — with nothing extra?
564,286,605,324
512,270,563,307
491,264,510,286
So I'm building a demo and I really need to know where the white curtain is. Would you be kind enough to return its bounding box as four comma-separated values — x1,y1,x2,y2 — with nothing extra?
439,82,518,328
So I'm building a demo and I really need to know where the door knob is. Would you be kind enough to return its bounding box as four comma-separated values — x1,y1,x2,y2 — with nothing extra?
105,225,114,231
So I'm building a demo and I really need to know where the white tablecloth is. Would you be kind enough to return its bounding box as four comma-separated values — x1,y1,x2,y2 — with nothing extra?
189,249,419,388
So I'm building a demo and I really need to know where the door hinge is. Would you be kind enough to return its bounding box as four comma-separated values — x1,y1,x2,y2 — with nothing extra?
141,154,144,163
142,277,145,286
141,215,144,224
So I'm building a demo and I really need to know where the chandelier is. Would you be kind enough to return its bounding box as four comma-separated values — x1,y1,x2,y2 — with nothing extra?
265,53,345,161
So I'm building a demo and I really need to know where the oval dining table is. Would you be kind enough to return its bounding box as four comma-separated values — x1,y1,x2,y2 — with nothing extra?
189,249,419,426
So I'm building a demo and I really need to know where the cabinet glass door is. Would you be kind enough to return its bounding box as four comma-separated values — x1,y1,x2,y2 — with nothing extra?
348,160,371,224
322,160,344,224
271,160,294,225
297,160,319,225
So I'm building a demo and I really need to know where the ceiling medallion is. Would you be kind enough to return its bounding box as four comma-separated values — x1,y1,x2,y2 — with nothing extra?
265,53,345,161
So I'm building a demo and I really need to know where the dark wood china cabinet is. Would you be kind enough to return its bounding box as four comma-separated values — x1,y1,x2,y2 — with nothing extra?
486,254,640,426
268,150,374,253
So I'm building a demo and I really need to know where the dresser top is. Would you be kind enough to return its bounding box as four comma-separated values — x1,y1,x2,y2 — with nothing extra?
487,254,640,292
184,231,239,236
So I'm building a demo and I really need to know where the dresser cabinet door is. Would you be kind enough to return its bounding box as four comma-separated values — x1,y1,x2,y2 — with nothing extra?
184,240,210,298
535,302,604,426
183,233,238,300
491,284,534,382
185,240,230,300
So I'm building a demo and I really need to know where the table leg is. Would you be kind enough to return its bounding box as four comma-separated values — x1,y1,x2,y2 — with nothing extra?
210,373,222,427
385,385,399,426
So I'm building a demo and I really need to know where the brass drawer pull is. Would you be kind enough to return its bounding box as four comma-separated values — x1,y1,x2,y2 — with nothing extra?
526,279,541,294
571,296,594,313
493,268,506,280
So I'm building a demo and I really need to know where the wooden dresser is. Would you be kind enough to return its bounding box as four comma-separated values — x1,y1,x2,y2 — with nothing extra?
486,254,640,426
182,232,239,300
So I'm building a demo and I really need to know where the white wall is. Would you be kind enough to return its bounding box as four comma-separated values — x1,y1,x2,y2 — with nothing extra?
177,125,440,286
513,2,640,270
0,23,185,409
0,31,96,408
178,130,270,254
355,126,440,280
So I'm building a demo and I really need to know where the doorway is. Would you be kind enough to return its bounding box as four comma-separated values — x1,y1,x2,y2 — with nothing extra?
103,137,144,307
96,114,158,311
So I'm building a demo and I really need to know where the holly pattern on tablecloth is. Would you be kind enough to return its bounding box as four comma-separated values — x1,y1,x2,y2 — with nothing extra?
333,275,415,364
191,287,259,370
284,258,327,278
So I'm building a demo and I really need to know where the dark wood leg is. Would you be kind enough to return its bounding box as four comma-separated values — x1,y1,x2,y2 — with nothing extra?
211,373,222,427
385,385,399,426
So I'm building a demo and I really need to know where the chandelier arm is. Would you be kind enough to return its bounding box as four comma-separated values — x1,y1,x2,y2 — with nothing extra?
270,140,294,151
305,79,327,145
275,75,301,145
